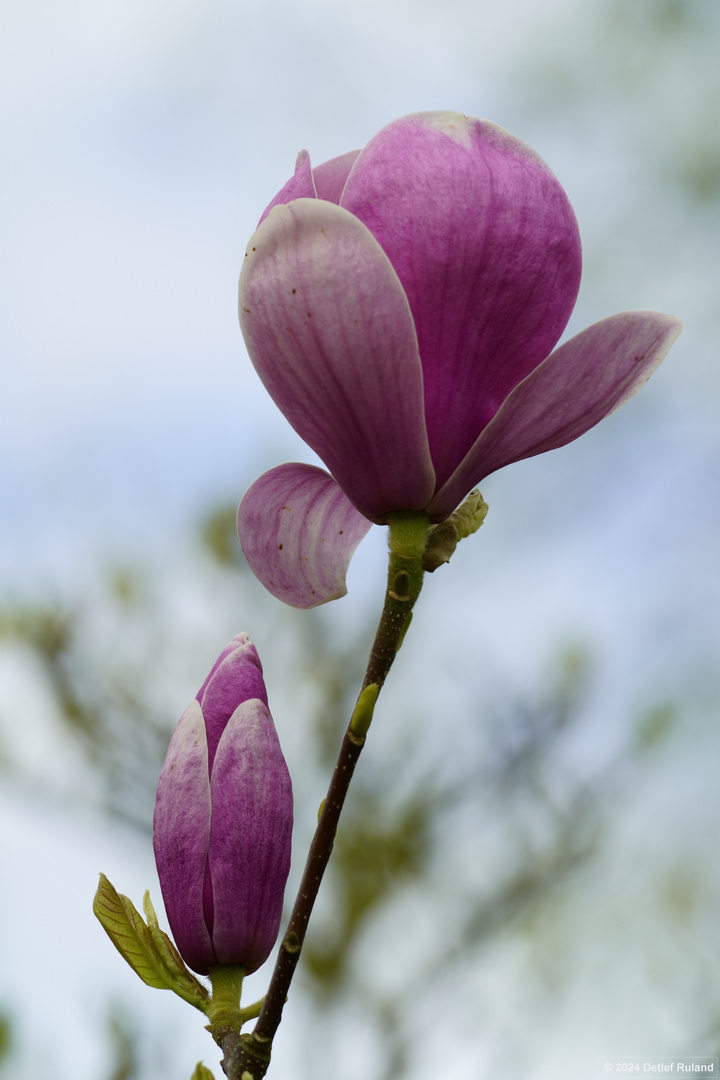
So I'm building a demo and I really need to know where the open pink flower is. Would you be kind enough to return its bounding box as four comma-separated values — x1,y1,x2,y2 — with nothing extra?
153,633,293,975
237,111,681,608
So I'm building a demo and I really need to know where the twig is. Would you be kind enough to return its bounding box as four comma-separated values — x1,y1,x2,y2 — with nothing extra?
220,511,429,1080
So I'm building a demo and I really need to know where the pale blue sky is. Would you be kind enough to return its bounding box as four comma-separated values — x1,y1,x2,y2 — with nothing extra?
2,0,716,578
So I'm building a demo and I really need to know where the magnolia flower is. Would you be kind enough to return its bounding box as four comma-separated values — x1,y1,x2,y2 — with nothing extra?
237,111,681,608
153,633,293,975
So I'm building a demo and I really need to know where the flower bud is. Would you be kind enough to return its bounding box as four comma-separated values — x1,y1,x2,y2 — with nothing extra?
153,633,293,975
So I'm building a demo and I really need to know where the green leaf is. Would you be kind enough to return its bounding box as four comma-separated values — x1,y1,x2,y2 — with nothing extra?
142,891,211,1010
191,1063,216,1080
93,873,210,1012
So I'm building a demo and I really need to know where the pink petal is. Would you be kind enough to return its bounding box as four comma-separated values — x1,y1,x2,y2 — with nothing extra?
258,149,316,226
197,634,268,772
312,149,361,203
259,149,360,224
237,463,372,608
238,197,435,520
208,699,293,974
153,700,215,974
341,111,582,491
196,632,261,701
428,311,683,520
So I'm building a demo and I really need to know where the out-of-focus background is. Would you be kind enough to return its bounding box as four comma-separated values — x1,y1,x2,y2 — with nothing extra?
1,0,718,1077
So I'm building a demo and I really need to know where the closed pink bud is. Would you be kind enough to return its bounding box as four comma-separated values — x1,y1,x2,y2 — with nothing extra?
153,633,293,975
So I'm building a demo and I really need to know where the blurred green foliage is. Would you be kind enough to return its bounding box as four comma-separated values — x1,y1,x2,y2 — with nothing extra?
0,498,686,1079
635,702,678,749
200,505,248,572
0,1014,10,1070
15,495,720,1080
107,1010,139,1080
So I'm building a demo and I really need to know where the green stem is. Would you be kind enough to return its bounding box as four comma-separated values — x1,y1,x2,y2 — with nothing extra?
219,512,430,1080
362,511,431,692
206,964,245,1046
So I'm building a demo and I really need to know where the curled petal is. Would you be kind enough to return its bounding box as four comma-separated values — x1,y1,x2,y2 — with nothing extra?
239,198,435,519
153,701,214,975
341,111,582,490
208,699,293,973
428,311,683,520
237,463,372,608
